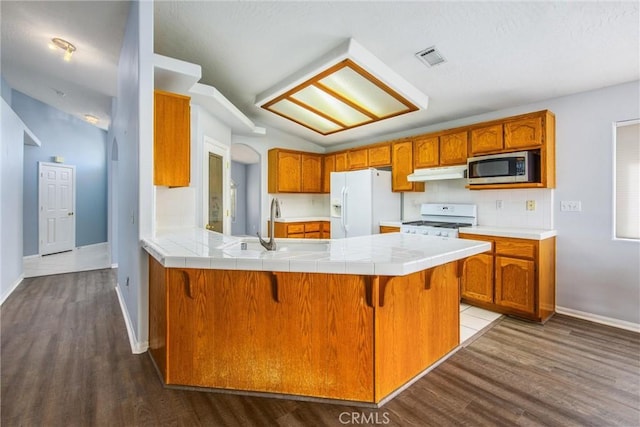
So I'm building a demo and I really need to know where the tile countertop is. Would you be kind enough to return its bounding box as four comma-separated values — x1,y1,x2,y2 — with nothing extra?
377,222,556,240
273,216,331,223
141,228,490,276
459,226,557,240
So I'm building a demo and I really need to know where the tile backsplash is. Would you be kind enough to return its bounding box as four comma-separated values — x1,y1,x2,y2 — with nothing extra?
272,193,330,218
156,186,197,231
402,179,554,229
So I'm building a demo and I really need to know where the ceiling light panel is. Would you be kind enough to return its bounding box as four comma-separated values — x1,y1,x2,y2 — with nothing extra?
268,99,343,134
261,59,418,135
318,63,413,118
291,85,372,127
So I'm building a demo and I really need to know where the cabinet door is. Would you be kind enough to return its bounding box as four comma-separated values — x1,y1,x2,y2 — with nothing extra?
348,148,368,170
322,155,335,193
301,154,322,193
504,116,543,149
165,268,215,386
379,226,400,233
439,131,468,165
321,221,331,238
335,152,348,172
368,144,392,167
470,124,504,155
392,141,423,192
495,256,535,314
154,90,191,187
461,253,494,303
276,151,302,192
413,136,439,168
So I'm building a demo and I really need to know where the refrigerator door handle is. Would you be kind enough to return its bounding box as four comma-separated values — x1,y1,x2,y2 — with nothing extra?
340,186,346,233
343,187,349,232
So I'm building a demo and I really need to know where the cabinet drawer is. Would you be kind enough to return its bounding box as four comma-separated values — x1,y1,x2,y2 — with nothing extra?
495,239,537,259
288,233,305,239
304,222,320,232
459,234,494,252
287,224,305,234
304,232,321,239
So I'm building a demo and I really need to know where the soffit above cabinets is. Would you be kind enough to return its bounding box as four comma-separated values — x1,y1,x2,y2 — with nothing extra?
153,54,266,137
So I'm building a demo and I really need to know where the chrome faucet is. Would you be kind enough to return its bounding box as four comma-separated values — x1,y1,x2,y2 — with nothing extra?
257,197,281,251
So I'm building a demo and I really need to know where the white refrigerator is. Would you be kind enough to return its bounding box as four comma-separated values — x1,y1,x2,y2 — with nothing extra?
330,169,401,239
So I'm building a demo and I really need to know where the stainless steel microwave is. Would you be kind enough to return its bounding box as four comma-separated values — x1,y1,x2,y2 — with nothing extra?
467,151,538,184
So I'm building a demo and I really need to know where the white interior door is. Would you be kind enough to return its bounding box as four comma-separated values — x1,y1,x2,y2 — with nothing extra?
39,162,76,255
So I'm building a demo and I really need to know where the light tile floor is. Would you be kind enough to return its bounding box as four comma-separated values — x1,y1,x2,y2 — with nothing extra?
460,302,503,344
23,243,112,278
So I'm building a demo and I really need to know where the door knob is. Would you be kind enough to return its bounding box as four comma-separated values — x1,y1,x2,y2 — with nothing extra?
68,212,74,216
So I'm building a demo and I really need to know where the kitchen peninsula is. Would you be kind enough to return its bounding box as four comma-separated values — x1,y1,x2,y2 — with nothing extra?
142,229,490,406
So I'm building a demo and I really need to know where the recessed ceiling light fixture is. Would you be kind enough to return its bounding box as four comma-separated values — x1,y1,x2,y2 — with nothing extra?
255,39,429,136
84,114,99,124
50,37,76,62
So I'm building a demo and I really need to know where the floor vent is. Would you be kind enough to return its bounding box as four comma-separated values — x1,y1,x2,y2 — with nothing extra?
415,46,446,67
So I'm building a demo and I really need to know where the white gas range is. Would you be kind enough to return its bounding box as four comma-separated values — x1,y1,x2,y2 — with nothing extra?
400,203,477,238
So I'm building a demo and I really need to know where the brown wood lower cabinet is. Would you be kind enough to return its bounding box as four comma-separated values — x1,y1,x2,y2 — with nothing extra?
148,256,460,404
271,221,329,239
459,233,555,322
379,225,400,233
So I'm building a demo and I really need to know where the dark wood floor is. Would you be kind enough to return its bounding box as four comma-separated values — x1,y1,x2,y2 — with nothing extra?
2,269,639,427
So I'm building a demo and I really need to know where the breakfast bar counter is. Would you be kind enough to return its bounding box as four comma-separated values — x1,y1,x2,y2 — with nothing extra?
143,228,490,406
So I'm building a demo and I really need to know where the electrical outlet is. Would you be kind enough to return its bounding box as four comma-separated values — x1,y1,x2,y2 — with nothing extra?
561,201,582,212
526,200,536,211
496,200,503,210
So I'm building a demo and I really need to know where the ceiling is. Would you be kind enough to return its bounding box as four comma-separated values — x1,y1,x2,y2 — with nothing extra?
2,2,638,146
0,1,130,130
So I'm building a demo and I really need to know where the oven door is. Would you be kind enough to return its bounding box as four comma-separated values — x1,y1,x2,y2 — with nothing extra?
467,151,533,184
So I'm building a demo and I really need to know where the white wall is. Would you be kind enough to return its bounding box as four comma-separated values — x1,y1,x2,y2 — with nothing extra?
110,1,153,353
0,98,25,303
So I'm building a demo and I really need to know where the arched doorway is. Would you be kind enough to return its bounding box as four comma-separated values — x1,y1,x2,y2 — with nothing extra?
230,143,260,237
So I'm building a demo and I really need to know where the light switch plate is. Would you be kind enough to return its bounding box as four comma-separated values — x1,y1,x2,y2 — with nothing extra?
561,201,582,212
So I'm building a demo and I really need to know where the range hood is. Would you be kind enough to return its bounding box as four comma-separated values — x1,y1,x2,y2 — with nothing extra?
407,165,467,182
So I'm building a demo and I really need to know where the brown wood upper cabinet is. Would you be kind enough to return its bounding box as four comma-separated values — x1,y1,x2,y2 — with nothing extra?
367,143,392,167
268,149,322,193
392,140,424,192
413,131,468,168
347,143,391,170
335,152,348,172
322,155,335,193
154,90,191,187
470,124,503,155
301,153,322,193
470,112,548,156
348,148,368,170
439,131,468,165
504,116,544,150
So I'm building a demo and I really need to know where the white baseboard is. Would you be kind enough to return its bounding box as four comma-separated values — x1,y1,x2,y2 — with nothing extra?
0,274,24,306
114,284,149,354
556,306,640,333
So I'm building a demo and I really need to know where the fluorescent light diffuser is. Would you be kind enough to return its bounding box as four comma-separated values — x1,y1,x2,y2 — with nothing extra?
256,39,428,135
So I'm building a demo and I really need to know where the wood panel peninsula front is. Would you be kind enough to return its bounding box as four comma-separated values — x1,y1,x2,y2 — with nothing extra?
143,229,490,406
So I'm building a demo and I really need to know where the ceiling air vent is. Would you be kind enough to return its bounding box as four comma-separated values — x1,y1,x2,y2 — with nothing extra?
415,46,446,67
